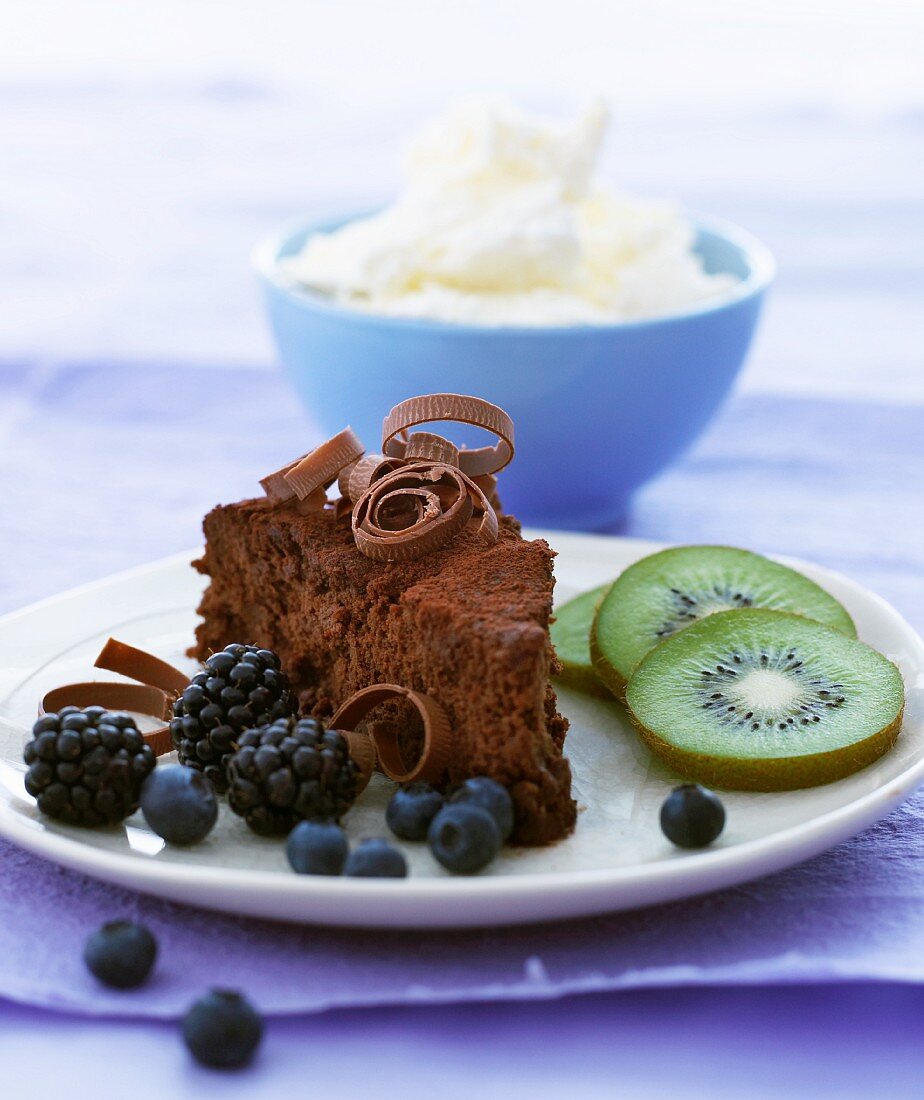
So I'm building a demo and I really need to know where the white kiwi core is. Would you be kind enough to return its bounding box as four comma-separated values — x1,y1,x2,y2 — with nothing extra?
733,669,801,712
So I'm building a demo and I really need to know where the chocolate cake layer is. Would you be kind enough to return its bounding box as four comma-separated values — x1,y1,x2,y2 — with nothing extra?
191,500,575,845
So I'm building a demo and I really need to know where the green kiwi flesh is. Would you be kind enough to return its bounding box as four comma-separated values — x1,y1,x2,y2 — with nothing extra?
551,585,611,696
625,608,904,791
591,545,856,698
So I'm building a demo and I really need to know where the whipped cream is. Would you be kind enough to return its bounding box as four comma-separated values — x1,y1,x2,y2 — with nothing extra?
282,99,735,326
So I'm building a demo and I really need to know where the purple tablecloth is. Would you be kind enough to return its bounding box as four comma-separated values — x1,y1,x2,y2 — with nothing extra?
1,360,924,1099
4,986,924,1099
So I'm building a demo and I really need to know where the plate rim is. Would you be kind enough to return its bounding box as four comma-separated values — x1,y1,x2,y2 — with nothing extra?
1,535,922,927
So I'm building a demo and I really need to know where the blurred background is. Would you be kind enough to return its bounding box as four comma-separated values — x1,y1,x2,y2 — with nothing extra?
5,0,922,392
2,0,922,606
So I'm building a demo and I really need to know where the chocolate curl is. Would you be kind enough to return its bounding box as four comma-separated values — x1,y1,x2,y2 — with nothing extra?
352,462,497,563
260,452,310,504
39,637,189,756
471,473,502,514
259,427,365,505
41,683,173,756
402,431,460,467
283,427,365,500
95,637,189,697
341,729,377,794
382,393,514,478
330,683,452,785
291,486,329,515
332,495,354,522
340,453,404,503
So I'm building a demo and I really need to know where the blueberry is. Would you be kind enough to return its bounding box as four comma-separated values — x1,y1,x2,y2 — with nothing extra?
447,777,514,841
140,765,218,845
182,989,263,1069
286,821,348,875
344,838,407,878
385,783,445,841
659,784,725,849
428,804,500,874
83,920,157,989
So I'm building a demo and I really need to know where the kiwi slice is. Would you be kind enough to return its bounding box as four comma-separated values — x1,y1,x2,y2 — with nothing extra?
591,546,856,697
625,608,904,791
551,585,611,696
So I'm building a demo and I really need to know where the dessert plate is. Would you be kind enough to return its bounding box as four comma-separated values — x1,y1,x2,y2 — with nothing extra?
0,533,922,929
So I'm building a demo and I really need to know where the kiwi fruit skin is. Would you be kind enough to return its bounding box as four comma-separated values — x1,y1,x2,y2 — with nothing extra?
591,545,857,699
633,712,903,792
551,584,612,697
590,627,631,700
625,609,904,792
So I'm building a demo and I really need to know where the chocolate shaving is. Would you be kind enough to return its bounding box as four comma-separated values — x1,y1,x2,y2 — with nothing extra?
401,431,460,466
340,729,376,793
283,427,364,501
95,637,189,697
37,637,190,755
260,428,365,505
352,461,497,562
471,472,502,514
330,683,452,784
340,453,404,503
258,395,512,563
382,393,514,477
290,486,329,515
40,681,174,754
259,452,310,504
332,495,354,522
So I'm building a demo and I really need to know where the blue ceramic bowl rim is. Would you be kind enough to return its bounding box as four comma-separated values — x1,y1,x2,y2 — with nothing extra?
252,208,775,336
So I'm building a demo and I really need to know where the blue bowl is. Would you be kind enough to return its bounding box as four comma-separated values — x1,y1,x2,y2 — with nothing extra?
253,213,773,530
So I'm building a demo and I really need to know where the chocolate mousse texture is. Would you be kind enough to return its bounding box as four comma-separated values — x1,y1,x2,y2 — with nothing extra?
191,500,576,846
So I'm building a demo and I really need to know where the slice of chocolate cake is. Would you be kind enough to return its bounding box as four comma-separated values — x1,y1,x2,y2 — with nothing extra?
191,501,575,845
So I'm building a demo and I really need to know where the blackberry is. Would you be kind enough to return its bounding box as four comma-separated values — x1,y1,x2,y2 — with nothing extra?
170,644,296,793
227,717,360,836
23,707,155,827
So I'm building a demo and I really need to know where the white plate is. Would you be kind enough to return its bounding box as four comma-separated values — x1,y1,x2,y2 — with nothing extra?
0,533,922,929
